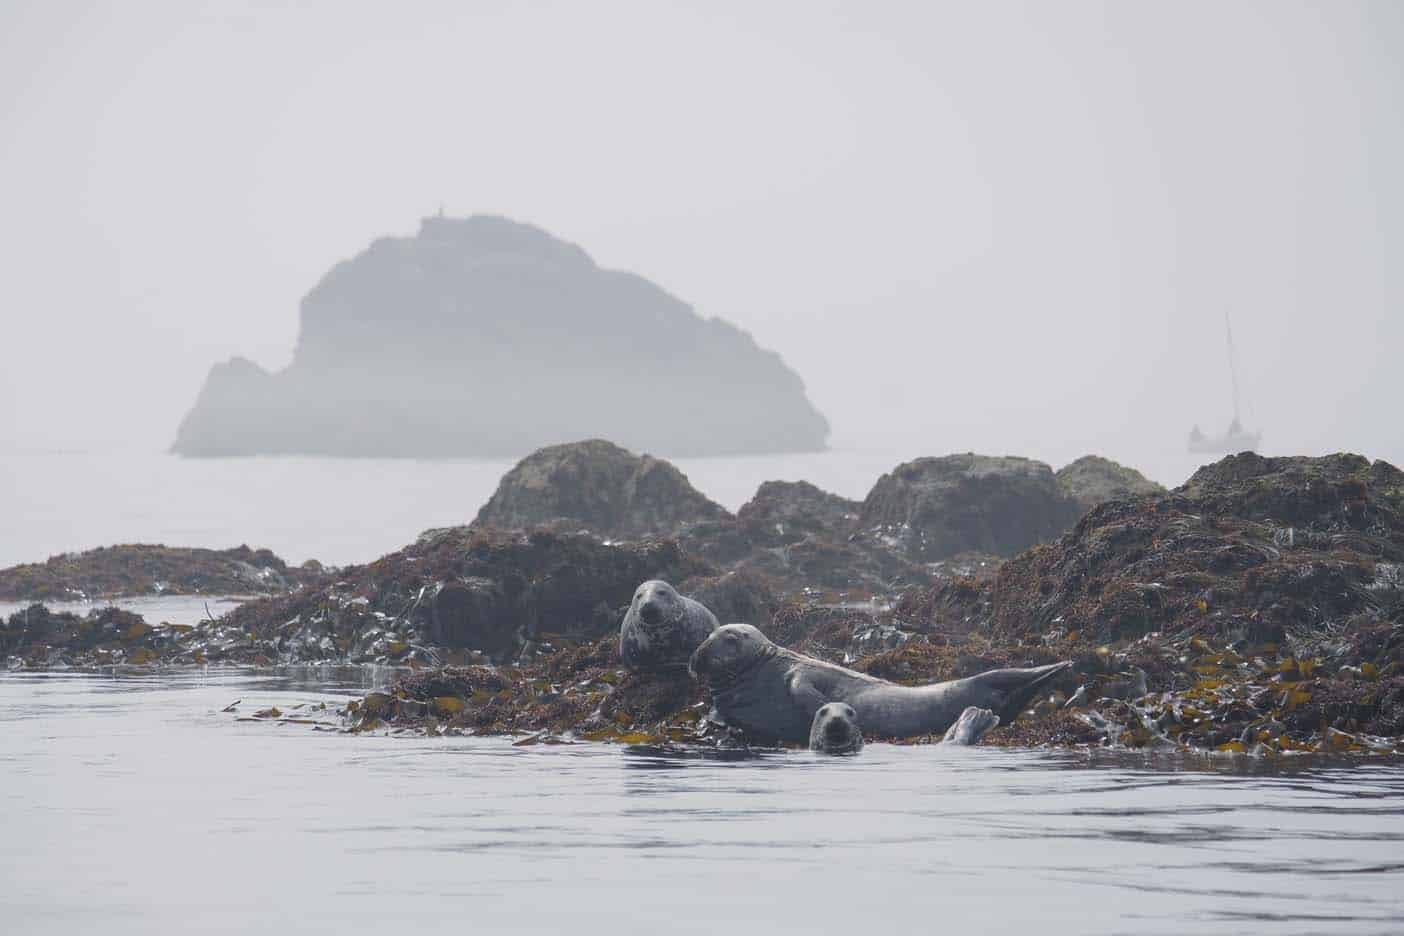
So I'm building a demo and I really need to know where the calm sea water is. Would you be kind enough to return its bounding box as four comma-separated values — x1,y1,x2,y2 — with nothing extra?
3,670,1402,936
0,595,251,628
0,450,1210,570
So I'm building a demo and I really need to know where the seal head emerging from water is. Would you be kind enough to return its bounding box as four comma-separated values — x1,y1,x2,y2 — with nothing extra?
619,579,719,671
690,623,1070,745
809,702,863,754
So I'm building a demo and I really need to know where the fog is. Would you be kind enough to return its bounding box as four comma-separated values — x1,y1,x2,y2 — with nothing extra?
2,0,1400,482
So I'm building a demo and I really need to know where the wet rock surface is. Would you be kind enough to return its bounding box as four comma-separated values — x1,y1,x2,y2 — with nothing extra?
4,528,711,668
1056,454,1165,512
885,452,1404,753
474,439,730,537
8,451,1402,758
736,481,861,544
0,544,324,601
858,454,1084,562
682,477,924,597
329,453,1404,755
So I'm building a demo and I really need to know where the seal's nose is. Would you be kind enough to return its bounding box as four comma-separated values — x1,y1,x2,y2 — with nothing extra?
639,602,662,625
825,720,850,744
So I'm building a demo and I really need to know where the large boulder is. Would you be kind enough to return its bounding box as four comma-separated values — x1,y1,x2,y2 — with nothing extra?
215,527,717,665
171,215,829,457
681,478,924,596
680,479,859,568
858,454,1083,561
735,480,860,544
429,578,515,658
1055,455,1164,512
676,570,780,629
474,439,730,537
1176,451,1402,527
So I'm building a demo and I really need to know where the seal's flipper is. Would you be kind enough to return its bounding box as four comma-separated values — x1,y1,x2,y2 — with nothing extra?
975,660,1074,726
942,706,1000,745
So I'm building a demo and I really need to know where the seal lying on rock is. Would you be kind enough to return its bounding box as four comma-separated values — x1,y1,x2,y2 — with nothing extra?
691,623,1071,744
809,702,863,754
619,579,719,671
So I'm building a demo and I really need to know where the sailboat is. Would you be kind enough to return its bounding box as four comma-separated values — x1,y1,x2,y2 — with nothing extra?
1187,311,1262,454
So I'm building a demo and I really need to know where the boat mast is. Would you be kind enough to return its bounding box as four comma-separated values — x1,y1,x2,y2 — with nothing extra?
1224,310,1241,426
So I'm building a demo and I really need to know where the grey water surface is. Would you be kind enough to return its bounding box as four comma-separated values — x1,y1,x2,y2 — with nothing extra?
3,670,1403,935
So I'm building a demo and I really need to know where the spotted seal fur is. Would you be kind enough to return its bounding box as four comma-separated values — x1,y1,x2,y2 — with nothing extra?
619,579,719,671
809,702,863,754
691,623,1070,744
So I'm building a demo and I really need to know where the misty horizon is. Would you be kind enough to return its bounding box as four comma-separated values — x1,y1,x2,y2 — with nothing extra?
4,8,1404,931
3,1,1401,478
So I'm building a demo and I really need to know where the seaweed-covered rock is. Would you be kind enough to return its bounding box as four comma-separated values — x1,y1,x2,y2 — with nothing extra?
680,478,923,598
858,454,1083,561
474,439,730,537
1,604,185,667
0,543,322,601
676,570,780,628
1055,455,1164,513
973,453,1404,647
735,481,860,544
429,578,514,657
218,527,716,664
5,528,716,670
729,536,924,597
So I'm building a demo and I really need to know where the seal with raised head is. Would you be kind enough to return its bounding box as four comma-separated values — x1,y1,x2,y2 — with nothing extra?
809,702,863,754
690,623,1071,744
619,579,719,671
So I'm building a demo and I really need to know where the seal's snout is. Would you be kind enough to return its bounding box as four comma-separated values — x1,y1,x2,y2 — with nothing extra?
809,702,863,754
639,602,663,625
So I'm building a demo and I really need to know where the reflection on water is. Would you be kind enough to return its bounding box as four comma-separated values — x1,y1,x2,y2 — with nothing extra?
0,594,250,629
3,671,1402,935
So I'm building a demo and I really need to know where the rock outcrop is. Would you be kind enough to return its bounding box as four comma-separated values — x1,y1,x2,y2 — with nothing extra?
736,481,861,543
259,527,712,665
172,215,829,458
13,452,1404,756
2,528,714,669
471,441,923,597
0,544,322,601
474,439,729,537
680,477,925,595
1055,455,1165,512
892,453,1404,748
858,454,1084,561
967,452,1404,646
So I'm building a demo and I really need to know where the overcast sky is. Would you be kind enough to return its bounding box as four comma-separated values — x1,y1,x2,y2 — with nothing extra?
2,0,1400,479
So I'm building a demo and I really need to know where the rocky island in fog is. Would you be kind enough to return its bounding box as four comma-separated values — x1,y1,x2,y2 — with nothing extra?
172,215,830,457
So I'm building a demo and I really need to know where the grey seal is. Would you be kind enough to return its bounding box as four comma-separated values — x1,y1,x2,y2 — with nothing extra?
810,703,999,753
942,706,1000,745
619,579,719,671
690,623,1071,744
810,702,997,753
809,702,863,754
